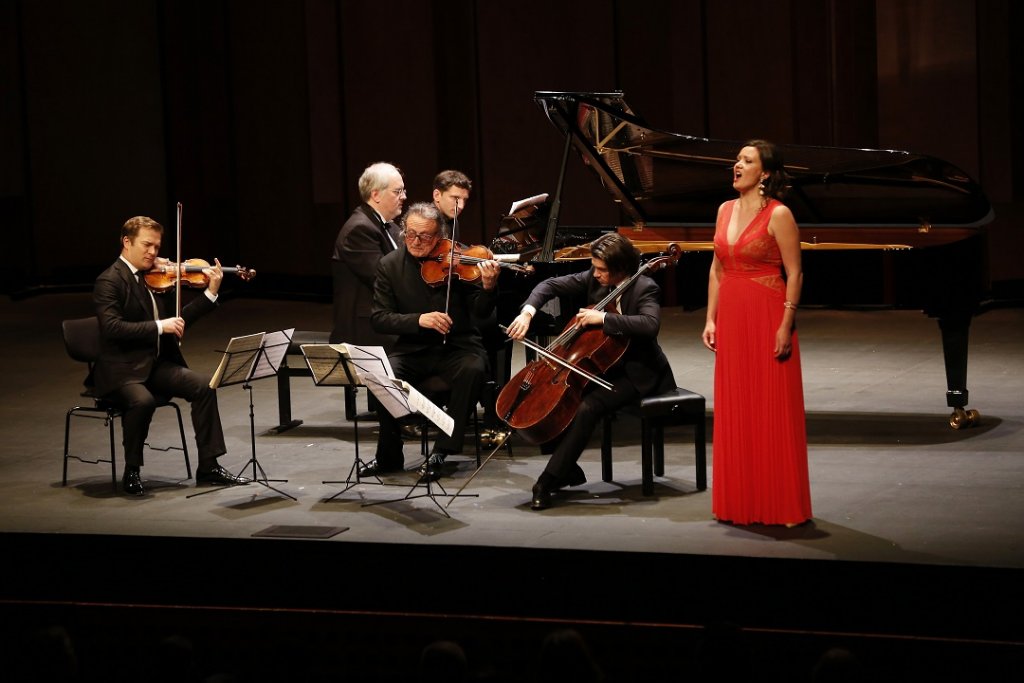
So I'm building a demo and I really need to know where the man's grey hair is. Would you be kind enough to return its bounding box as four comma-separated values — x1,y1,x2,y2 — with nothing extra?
358,162,402,202
399,202,448,238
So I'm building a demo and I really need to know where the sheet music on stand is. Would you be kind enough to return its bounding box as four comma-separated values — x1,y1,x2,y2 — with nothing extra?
209,328,294,388
360,372,454,437
300,343,394,387
300,343,452,436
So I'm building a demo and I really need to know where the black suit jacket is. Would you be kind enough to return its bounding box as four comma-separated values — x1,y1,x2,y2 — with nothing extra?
331,204,400,347
522,269,676,396
92,258,217,397
371,244,498,357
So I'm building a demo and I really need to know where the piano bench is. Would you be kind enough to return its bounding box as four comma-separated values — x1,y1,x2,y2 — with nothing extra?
600,387,707,496
273,330,334,432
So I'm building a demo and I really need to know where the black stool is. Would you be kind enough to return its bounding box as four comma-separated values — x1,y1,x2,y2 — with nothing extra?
272,330,331,432
600,387,707,495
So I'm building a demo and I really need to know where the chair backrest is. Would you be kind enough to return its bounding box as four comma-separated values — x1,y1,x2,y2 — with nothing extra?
62,317,102,364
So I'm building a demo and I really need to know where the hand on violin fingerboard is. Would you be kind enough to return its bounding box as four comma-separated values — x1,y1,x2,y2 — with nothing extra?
419,311,453,335
478,260,500,290
203,258,224,296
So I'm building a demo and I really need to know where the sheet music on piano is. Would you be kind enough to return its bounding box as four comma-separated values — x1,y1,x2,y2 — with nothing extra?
508,193,548,214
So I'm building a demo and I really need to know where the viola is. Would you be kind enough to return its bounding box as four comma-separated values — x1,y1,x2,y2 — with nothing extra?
144,258,256,293
420,239,532,287
495,245,681,445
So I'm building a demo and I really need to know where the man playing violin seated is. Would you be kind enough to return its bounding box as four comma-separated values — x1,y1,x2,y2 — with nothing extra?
365,202,501,481
505,233,676,510
92,216,249,496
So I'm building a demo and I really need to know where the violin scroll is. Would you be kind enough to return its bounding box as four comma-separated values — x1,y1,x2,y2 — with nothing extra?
419,239,531,287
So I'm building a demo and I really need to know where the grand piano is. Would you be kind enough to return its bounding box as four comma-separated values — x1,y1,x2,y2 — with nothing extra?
493,90,992,429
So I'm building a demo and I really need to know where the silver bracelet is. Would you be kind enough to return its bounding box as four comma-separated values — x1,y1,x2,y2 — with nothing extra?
783,300,798,310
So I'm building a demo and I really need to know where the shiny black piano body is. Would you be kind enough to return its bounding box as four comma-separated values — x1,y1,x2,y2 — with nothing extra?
493,91,992,427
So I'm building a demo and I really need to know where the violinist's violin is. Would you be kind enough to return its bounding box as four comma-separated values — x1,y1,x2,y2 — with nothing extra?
144,258,256,293
420,239,532,287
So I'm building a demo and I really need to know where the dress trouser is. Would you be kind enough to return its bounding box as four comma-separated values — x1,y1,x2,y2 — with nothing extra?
108,360,226,468
374,345,486,469
542,381,641,483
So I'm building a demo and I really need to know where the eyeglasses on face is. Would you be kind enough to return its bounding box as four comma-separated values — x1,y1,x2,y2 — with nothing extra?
389,187,407,196
405,231,439,244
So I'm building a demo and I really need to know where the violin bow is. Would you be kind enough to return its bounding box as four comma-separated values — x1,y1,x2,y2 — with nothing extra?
441,198,461,344
498,325,614,391
446,427,514,507
175,201,183,319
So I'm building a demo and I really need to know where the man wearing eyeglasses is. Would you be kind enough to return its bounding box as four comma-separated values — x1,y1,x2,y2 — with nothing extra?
365,202,501,480
330,162,407,348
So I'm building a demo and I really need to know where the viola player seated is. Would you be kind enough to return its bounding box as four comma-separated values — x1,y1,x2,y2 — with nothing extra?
365,202,500,481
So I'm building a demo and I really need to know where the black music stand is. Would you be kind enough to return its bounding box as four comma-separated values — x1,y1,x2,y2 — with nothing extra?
358,372,477,517
300,343,407,499
189,328,296,500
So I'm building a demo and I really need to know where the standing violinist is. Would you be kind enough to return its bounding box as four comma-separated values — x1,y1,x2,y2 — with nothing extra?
365,202,500,481
506,233,676,510
93,216,249,496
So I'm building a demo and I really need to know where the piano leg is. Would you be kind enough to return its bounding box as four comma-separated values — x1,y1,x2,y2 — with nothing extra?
938,315,980,429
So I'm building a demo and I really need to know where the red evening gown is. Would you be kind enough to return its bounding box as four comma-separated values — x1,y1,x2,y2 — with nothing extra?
711,199,812,525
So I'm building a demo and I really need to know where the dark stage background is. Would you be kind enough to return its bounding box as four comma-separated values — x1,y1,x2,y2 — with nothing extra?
1,0,1022,301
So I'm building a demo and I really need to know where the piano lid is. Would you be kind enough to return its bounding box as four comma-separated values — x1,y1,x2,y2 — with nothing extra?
534,91,993,229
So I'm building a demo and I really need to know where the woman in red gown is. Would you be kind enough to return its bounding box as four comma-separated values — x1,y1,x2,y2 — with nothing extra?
702,139,812,526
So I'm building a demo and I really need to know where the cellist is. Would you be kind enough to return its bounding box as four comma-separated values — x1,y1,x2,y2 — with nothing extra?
506,233,676,510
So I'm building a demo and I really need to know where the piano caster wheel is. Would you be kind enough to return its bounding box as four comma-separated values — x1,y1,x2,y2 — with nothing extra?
949,408,980,430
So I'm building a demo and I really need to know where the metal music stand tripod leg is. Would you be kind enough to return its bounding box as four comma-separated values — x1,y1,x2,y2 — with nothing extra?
297,343,411,501
188,329,296,500
360,418,481,518
322,398,408,502
188,382,296,501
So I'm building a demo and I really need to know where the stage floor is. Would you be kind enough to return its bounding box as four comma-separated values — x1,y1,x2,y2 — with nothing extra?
3,292,1021,568
2,292,1023,681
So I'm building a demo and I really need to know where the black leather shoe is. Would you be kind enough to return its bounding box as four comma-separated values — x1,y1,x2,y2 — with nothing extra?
530,482,552,510
122,467,144,496
195,464,251,486
358,459,404,478
400,422,424,439
560,464,587,488
418,452,447,482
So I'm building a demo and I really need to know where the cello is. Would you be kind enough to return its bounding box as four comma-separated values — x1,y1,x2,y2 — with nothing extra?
495,245,681,445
